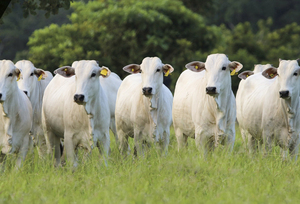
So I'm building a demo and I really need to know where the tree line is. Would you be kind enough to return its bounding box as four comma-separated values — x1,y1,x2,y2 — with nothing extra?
1,0,300,92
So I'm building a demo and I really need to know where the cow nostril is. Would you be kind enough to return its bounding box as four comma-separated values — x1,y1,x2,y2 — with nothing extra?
279,91,289,98
74,94,85,102
0,93,2,99
206,87,217,94
142,87,152,95
24,91,28,96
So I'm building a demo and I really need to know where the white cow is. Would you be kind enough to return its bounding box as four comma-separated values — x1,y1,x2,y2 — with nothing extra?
237,63,273,143
0,60,32,167
71,61,122,145
42,60,111,166
236,59,300,159
15,60,53,155
115,57,174,155
172,54,243,153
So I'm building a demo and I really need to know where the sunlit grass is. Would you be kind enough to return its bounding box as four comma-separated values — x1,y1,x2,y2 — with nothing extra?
0,127,300,203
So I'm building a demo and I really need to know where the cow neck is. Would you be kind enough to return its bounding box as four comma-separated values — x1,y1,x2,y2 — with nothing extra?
279,91,300,134
143,86,161,138
1,81,19,117
210,84,232,139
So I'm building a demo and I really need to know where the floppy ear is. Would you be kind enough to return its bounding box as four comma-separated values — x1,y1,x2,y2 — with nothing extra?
262,67,278,79
14,68,21,81
123,64,141,74
238,71,254,80
163,64,174,77
229,61,243,73
185,61,205,72
99,66,111,78
54,66,75,77
34,68,48,81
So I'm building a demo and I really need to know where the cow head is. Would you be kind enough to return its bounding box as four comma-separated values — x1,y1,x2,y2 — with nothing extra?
15,60,47,97
238,64,274,80
262,59,300,99
54,60,111,104
0,60,21,102
123,57,174,96
186,54,243,96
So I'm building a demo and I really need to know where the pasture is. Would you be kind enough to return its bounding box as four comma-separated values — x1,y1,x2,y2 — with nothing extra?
1,127,300,203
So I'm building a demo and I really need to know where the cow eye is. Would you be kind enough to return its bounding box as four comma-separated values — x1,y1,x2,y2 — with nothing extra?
8,73,13,77
222,66,226,71
91,73,96,77
156,69,160,72
30,73,34,76
294,72,298,76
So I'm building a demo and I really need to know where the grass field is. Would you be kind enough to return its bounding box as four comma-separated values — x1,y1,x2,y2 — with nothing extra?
1,127,300,204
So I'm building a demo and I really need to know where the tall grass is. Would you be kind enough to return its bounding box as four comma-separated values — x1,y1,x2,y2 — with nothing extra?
0,128,300,203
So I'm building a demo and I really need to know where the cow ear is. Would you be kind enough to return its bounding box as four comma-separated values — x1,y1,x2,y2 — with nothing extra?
99,66,111,78
185,61,205,72
238,71,254,80
163,64,174,77
54,66,75,77
262,67,278,79
123,64,141,74
34,68,47,81
229,61,243,75
14,68,21,81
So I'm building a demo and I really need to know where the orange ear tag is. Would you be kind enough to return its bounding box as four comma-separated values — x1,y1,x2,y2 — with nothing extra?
100,69,108,76
165,69,170,77
38,74,43,81
230,69,236,76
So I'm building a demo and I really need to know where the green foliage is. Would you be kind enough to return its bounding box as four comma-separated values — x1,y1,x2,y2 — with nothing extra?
1,129,300,203
28,0,221,90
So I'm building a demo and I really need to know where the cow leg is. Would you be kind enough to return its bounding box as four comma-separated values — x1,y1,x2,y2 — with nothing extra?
110,117,119,146
262,132,273,156
64,132,76,167
96,130,110,166
118,129,130,156
47,132,61,167
175,127,188,151
195,130,214,157
134,130,143,156
161,130,170,155
16,134,30,168
288,136,300,161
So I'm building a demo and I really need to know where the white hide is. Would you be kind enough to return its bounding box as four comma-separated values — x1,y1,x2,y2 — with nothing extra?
172,54,243,153
0,60,32,167
15,60,53,154
42,60,111,166
115,57,173,155
71,61,122,144
236,60,300,159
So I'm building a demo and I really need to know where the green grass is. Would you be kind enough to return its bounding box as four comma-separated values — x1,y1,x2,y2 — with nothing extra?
1,127,300,204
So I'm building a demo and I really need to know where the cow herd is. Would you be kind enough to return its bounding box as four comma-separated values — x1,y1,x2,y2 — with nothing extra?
0,53,299,167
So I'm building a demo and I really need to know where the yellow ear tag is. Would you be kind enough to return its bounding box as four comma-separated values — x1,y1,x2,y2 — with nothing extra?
246,75,249,78
195,66,198,69
64,68,67,71
38,74,43,81
230,69,236,76
100,69,108,76
17,74,20,81
131,68,134,72
270,74,274,78
165,69,170,77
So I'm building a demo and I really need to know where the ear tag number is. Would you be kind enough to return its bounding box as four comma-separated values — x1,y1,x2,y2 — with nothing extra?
100,69,108,76
38,74,43,81
165,69,170,77
230,69,236,76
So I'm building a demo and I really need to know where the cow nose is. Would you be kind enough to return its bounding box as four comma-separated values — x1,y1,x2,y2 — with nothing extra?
142,87,153,95
24,91,28,96
279,90,289,98
206,87,217,94
74,94,85,102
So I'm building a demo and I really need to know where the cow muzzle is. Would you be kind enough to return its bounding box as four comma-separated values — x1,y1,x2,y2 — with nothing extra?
206,87,217,95
0,93,4,103
74,94,85,104
279,90,290,99
142,87,153,96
